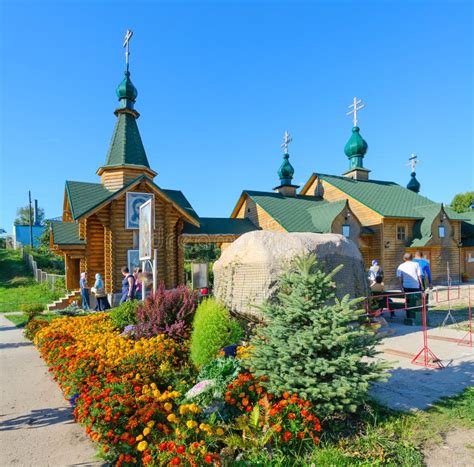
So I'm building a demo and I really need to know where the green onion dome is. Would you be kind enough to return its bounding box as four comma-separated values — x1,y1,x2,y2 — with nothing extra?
407,172,421,193
116,70,138,102
278,153,294,184
344,126,368,158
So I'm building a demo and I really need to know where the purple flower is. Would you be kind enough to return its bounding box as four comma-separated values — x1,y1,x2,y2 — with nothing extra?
186,380,214,398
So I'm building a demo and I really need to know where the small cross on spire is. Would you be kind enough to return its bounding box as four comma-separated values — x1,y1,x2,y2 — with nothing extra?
407,153,420,172
123,29,133,71
281,131,292,154
346,97,365,127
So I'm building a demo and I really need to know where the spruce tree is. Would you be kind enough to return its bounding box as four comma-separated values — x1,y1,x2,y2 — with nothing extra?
249,254,387,417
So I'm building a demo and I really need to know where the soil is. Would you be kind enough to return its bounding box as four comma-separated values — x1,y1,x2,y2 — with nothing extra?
423,428,474,466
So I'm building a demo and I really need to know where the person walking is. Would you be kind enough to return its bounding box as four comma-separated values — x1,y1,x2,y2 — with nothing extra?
120,266,136,304
413,251,432,290
93,273,111,311
396,253,423,317
368,260,383,285
79,272,90,311
133,268,143,300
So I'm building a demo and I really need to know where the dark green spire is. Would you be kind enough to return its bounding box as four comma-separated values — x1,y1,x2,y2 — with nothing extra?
344,126,368,170
407,172,421,193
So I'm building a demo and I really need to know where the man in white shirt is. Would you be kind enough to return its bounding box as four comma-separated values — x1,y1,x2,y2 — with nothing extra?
397,253,423,292
397,253,423,321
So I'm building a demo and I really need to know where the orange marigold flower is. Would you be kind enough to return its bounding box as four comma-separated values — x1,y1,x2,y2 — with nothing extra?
283,392,290,399
283,431,292,442
287,412,296,420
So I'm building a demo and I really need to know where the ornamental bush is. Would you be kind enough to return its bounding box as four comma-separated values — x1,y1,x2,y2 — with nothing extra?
190,298,243,368
110,300,139,331
249,254,387,417
134,282,198,340
20,303,45,321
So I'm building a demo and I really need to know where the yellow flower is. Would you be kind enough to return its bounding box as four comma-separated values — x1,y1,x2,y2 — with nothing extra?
167,413,178,423
137,440,148,452
175,428,181,435
216,427,224,436
136,434,143,441
186,420,197,429
146,420,155,428
143,427,150,436
164,402,173,412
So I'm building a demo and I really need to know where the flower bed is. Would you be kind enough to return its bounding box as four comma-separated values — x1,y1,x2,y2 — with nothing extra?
35,313,322,466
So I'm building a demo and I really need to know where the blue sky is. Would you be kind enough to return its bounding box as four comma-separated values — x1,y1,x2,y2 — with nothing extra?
0,0,472,230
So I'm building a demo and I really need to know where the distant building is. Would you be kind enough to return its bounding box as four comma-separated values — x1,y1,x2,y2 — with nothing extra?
12,224,45,249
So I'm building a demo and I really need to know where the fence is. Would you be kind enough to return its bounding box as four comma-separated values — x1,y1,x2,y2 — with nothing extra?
20,248,65,291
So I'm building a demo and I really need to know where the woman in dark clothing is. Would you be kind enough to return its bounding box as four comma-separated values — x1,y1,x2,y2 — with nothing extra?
120,266,135,304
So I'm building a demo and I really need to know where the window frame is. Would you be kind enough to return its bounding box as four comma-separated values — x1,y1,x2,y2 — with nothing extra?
396,224,407,242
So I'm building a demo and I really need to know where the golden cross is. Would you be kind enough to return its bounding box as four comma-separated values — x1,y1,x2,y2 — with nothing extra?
281,131,292,154
346,97,365,127
123,29,133,70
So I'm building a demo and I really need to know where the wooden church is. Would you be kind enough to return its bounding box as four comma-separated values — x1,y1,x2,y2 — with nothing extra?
51,33,473,296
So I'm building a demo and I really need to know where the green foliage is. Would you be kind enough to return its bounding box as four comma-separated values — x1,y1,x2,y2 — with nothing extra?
26,246,65,274
24,317,50,340
249,254,387,418
19,303,45,320
187,357,242,407
450,191,474,213
190,298,243,368
110,300,139,330
184,243,221,263
14,204,45,225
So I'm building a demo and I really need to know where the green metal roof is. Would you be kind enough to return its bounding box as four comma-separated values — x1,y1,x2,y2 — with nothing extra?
65,176,200,225
244,190,347,233
182,217,258,236
103,112,150,169
66,181,114,219
317,174,466,219
461,212,474,246
51,221,84,245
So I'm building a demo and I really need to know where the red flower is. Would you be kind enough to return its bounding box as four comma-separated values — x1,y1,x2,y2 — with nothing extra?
283,431,292,442
246,406,253,412
204,454,213,464
274,425,282,433
176,445,186,454
159,442,167,452
171,457,181,465
297,431,305,439
283,392,290,399
287,412,296,420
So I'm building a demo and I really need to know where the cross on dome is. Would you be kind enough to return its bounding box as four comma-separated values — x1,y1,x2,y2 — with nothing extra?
123,29,133,71
281,131,292,154
346,97,365,127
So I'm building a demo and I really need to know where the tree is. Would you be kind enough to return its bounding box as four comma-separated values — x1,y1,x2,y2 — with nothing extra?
249,254,387,417
450,191,474,213
14,205,45,225
184,243,221,263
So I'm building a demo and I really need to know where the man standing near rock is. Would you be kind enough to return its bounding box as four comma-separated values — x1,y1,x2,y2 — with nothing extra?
397,253,423,321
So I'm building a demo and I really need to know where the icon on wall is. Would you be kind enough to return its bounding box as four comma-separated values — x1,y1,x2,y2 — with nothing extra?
126,192,153,229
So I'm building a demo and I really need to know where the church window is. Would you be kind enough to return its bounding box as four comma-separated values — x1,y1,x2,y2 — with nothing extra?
397,225,406,241
342,225,350,237
438,225,446,238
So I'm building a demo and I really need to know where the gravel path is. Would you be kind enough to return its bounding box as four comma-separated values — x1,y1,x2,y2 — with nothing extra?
0,314,102,466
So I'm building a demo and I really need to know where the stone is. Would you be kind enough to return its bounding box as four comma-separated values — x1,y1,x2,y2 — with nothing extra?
213,231,368,320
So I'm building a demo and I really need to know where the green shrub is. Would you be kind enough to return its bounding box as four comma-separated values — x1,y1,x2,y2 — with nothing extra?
190,298,243,368
110,300,139,331
24,318,50,340
249,254,387,417
19,303,44,321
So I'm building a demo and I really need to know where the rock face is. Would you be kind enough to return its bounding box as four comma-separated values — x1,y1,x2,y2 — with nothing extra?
213,231,368,320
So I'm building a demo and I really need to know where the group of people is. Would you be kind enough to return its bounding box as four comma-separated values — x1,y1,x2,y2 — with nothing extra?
367,251,432,294
79,266,143,311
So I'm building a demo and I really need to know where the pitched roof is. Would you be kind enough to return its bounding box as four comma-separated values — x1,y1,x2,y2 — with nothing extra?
103,112,150,168
313,174,469,221
66,181,114,219
182,218,258,236
65,176,200,226
243,190,348,233
51,221,84,245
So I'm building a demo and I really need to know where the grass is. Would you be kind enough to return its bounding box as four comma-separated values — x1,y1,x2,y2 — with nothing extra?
0,249,65,312
5,312,59,328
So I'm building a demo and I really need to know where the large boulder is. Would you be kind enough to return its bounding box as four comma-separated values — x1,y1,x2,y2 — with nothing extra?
213,231,368,320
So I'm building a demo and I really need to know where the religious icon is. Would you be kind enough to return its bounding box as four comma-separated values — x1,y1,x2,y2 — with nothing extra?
128,249,140,272
125,192,153,229
139,199,153,261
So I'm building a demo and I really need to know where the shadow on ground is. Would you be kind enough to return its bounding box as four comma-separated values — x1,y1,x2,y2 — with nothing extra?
0,341,33,350
0,407,74,431
371,360,474,411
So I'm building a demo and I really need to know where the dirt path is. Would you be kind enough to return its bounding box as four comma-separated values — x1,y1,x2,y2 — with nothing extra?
0,314,102,466
423,428,474,466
